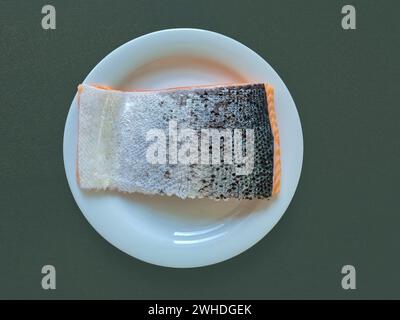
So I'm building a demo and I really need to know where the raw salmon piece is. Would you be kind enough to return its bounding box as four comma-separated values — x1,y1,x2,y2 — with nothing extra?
77,83,281,200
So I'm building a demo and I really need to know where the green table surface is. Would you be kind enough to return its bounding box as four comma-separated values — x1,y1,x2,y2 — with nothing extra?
0,0,399,299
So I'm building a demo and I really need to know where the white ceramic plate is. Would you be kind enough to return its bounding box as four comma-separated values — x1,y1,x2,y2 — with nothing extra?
63,29,303,268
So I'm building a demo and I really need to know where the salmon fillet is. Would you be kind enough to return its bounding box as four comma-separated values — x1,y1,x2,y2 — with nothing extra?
77,83,281,200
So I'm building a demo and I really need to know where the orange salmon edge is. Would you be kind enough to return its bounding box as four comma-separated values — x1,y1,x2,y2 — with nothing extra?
82,82,270,93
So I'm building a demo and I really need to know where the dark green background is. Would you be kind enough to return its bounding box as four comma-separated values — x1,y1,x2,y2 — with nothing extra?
0,0,399,299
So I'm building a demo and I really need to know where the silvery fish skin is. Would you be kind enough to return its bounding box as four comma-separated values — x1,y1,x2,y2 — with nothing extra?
77,83,278,200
